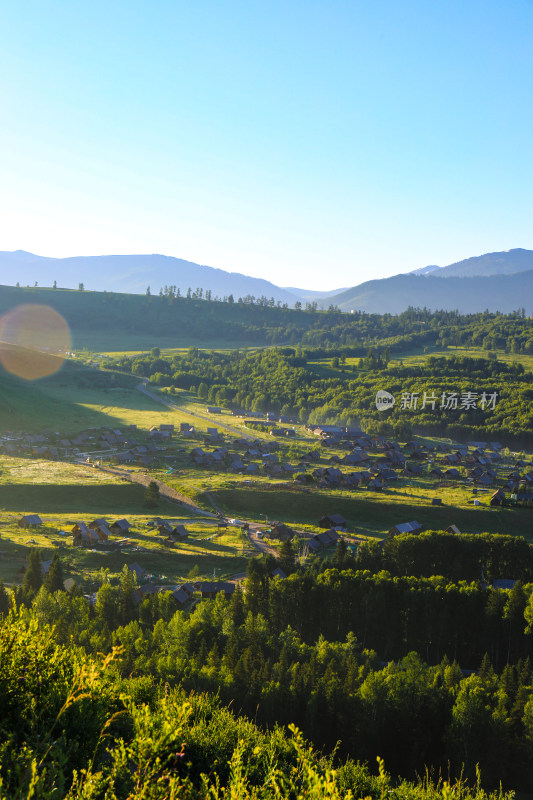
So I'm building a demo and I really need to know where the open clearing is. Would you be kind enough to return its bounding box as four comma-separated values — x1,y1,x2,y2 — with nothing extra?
0,457,252,587
211,484,533,540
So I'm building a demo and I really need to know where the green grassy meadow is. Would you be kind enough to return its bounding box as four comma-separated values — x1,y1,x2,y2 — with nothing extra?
305,344,533,380
39,384,184,431
72,331,262,353
3,335,533,592
212,483,533,540
0,457,251,587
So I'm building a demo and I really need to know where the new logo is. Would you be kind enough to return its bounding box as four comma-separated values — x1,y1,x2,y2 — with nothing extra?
375,389,396,412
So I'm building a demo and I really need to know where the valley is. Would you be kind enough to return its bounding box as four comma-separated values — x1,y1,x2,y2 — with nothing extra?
2,292,533,797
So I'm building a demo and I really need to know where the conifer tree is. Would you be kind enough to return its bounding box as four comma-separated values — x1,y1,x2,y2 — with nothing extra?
44,554,64,593
144,480,160,508
23,549,42,594
0,581,9,615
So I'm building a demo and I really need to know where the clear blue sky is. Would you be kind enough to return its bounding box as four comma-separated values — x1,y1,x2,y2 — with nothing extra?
2,0,533,289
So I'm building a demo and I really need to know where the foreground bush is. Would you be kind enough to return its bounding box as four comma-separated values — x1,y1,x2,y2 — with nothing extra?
0,612,514,799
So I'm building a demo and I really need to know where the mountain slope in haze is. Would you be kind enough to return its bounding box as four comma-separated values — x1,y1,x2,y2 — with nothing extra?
328,270,533,314
433,248,533,278
283,286,350,302
2,247,532,315
409,264,441,276
0,251,301,305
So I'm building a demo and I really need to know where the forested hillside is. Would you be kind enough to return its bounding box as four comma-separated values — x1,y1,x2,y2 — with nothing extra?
107,344,533,445
2,529,532,797
1,284,532,351
3,287,533,797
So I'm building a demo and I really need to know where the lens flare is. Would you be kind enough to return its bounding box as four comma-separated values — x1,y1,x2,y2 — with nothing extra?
0,304,72,380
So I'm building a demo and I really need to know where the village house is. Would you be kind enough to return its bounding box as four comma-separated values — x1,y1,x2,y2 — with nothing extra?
476,472,495,486
271,567,287,579
159,522,189,545
343,450,369,466
72,521,109,546
126,562,147,581
444,468,461,479
199,581,235,599
138,583,158,597
110,518,132,535
404,464,423,476
389,520,423,536
89,518,109,529
267,522,295,542
490,489,506,506
18,514,43,528
318,513,347,530
169,586,190,605
446,525,461,535
307,528,341,553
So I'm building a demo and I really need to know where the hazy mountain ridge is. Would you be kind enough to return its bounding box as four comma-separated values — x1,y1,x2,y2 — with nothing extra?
282,285,350,302
1,247,532,315
433,248,533,278
0,250,301,305
409,264,441,276
327,269,533,314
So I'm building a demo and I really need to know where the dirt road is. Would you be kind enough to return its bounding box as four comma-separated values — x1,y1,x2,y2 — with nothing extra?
83,461,216,517
137,381,254,440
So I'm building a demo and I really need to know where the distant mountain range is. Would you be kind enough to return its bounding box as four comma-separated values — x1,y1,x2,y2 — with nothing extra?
0,251,300,305
326,270,533,315
326,248,533,313
1,247,532,314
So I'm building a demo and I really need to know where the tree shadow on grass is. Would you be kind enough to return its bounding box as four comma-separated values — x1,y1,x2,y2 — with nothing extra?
182,539,239,554
214,488,529,537
0,483,146,514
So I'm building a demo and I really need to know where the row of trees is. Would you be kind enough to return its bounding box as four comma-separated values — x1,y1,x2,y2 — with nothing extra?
6,283,533,351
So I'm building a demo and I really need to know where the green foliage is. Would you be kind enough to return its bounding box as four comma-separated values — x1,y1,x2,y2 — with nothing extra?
0,611,516,799
378,531,533,584
0,612,124,797
43,554,65,593
17,548,44,606
107,338,533,445
0,581,10,616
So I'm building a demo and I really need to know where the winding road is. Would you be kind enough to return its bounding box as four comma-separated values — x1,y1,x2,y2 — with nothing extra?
137,381,254,440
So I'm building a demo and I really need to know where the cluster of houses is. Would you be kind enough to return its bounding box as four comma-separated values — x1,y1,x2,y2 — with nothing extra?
17,514,137,548
187,429,533,504
205,408,299,437
72,518,194,549
72,518,132,546
0,425,167,468
189,438,307,477
155,519,189,547
260,513,347,554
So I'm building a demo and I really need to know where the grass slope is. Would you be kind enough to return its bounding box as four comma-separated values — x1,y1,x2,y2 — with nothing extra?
0,373,114,432
213,486,532,540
